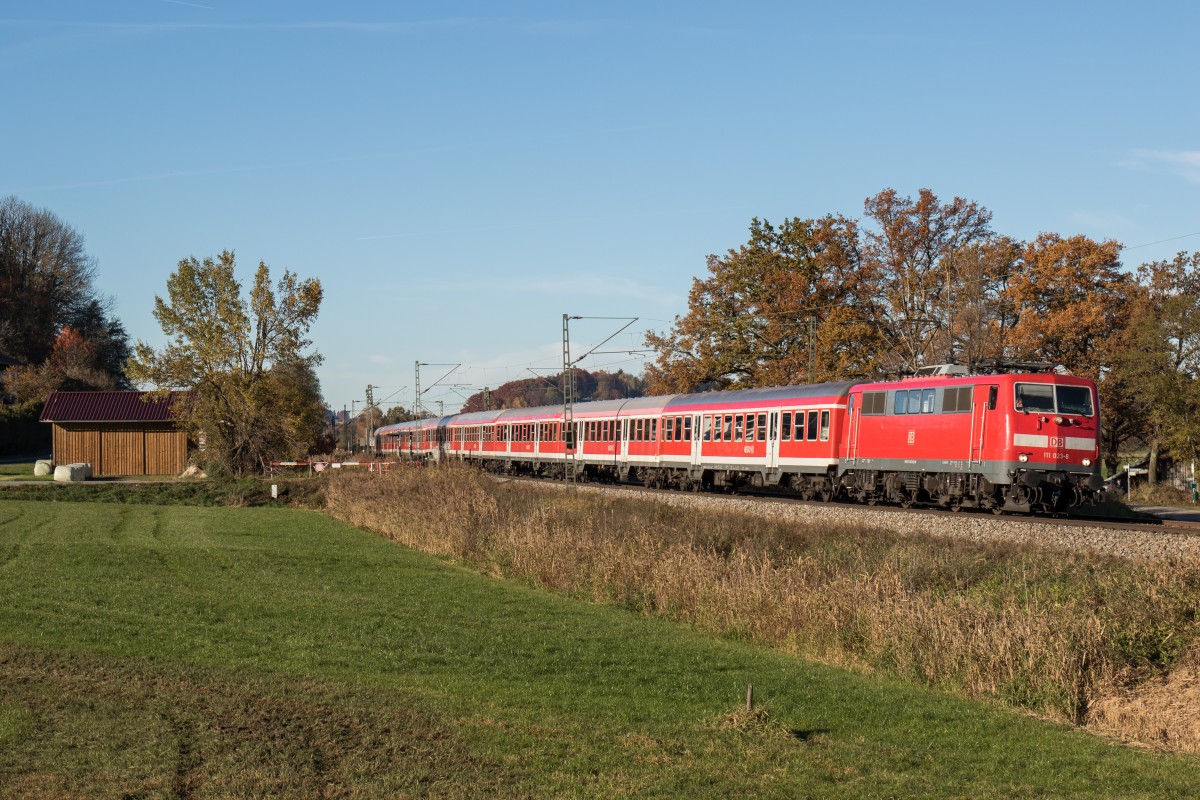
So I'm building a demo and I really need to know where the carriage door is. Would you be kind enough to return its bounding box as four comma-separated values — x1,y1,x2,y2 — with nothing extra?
690,414,703,466
766,411,780,470
846,393,860,464
970,385,998,465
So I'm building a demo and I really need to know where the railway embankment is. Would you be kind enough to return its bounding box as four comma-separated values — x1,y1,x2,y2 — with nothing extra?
326,462,1200,753
572,484,1200,564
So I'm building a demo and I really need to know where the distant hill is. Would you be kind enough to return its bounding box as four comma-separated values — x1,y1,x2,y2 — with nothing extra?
459,369,645,412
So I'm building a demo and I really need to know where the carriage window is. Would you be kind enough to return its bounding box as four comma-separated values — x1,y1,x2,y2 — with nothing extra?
781,412,792,441
906,391,921,415
712,415,722,441
1014,383,1055,413
703,415,712,442
921,389,935,413
664,416,674,441
683,416,692,441
894,390,908,415
651,419,658,441
746,414,756,442
807,410,818,440
1056,386,1094,416
820,410,830,441
942,387,972,413
757,413,767,442
723,415,733,441
862,391,887,415
734,414,744,442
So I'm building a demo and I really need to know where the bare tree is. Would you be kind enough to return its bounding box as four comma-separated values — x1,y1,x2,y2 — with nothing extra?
0,196,111,366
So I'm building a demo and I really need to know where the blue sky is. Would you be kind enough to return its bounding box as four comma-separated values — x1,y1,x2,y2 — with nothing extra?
3,1,1197,414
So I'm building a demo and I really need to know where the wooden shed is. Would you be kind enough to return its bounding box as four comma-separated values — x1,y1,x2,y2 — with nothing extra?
40,391,189,477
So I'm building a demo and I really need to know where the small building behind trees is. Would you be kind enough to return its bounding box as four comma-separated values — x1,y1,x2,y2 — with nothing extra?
40,391,188,476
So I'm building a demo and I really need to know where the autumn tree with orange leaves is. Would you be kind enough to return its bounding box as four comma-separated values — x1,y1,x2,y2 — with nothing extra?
1003,233,1135,380
3,326,122,402
644,215,887,393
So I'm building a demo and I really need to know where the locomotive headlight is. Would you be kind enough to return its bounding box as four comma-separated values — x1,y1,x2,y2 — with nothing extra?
1018,453,1030,463
1054,416,1065,425
1082,458,1092,467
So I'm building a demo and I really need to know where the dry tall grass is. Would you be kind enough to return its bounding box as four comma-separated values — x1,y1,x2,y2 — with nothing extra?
325,463,1200,748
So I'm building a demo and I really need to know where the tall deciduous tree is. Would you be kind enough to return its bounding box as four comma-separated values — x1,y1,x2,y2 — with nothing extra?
1111,252,1200,481
0,196,128,377
1003,233,1134,379
862,188,993,371
127,250,324,474
943,236,1023,366
645,215,887,393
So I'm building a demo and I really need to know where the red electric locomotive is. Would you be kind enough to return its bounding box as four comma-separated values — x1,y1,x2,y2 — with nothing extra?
841,369,1100,512
373,365,1102,514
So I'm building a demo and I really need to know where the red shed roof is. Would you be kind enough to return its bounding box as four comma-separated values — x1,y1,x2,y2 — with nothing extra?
40,391,186,423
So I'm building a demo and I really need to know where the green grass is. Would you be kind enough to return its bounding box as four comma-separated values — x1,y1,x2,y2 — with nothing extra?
0,463,51,482
0,499,1197,797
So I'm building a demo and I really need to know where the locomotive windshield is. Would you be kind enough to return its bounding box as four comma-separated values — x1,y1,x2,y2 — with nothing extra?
1014,383,1093,416
1056,385,1094,416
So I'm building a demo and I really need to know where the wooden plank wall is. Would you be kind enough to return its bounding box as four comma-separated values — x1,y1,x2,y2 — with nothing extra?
145,430,188,475
52,424,188,476
52,426,100,470
100,430,144,476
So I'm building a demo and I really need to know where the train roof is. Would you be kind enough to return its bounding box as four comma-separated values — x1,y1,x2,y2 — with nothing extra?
374,382,865,438
373,414,455,437
853,372,1097,392
664,380,860,412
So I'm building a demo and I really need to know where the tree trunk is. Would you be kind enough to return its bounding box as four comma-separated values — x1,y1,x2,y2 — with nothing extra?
1148,440,1159,486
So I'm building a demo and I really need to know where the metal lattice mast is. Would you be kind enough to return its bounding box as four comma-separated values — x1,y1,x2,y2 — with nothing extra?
414,361,421,417
562,314,576,485
365,384,375,452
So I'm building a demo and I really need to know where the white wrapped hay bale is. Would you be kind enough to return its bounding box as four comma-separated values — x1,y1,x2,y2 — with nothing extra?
53,463,91,482
33,460,53,476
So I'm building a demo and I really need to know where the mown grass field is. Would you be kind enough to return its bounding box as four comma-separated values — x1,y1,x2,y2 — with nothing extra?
2,497,1199,797
0,463,51,482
